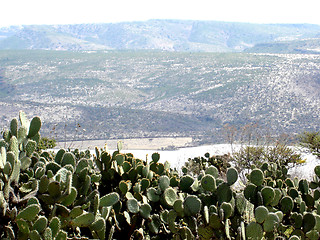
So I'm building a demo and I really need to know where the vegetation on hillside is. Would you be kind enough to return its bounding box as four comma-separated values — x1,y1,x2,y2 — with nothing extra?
245,38,320,54
1,50,320,144
1,111,320,239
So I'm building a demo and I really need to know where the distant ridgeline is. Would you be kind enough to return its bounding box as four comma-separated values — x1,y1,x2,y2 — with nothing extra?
1,20,320,53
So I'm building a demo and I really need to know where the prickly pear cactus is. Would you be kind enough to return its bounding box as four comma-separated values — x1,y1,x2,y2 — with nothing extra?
3,111,320,239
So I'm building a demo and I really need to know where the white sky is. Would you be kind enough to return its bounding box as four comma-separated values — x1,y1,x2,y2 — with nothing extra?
1,0,320,27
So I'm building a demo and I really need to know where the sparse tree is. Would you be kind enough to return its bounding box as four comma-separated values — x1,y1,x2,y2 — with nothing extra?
298,131,320,157
37,137,56,151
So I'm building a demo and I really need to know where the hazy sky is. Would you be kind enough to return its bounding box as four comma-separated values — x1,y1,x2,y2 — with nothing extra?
1,0,320,27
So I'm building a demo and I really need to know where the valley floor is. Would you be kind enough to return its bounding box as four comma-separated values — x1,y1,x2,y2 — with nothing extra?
55,137,193,150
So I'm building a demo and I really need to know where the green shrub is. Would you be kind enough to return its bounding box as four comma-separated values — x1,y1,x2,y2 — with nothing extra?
183,153,231,176
37,137,56,151
232,143,302,183
298,131,320,157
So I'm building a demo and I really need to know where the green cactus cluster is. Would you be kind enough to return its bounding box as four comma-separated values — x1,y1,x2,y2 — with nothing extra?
2,111,320,239
183,152,231,176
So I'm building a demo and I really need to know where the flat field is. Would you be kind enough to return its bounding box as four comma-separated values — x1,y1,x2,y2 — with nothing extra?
56,137,193,150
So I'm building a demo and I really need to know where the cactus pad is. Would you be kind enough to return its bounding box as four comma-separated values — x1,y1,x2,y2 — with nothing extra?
115,154,125,166
3,161,12,176
179,175,194,192
275,211,283,222
49,217,61,237
27,197,40,206
220,202,233,219
208,213,222,229
147,187,160,202
261,186,275,205
16,219,30,234
159,175,170,191
139,203,152,219
72,212,95,227
235,193,247,215
16,204,41,221
55,230,67,240
61,187,77,206
244,183,257,203
54,149,65,165
315,165,320,178
100,192,120,207
92,217,106,239
148,214,161,234
17,126,28,143
28,116,41,138
29,230,42,240
254,206,269,224
250,169,264,186
61,152,76,168
217,182,232,203
288,236,300,240
9,136,19,160
290,212,303,229
201,174,216,192
271,188,282,206
48,181,61,199
163,187,177,207
127,198,140,213
19,111,30,129
151,152,160,163
303,212,316,232
263,213,279,232
184,195,202,216
298,179,309,195
246,222,263,240
173,199,184,214
280,196,294,214
117,141,123,151
33,216,48,233
119,180,130,195
226,167,238,185
10,118,18,137
205,166,219,178
140,178,150,192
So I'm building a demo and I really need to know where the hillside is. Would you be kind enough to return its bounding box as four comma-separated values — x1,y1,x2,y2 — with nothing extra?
1,50,320,144
1,20,320,52
245,38,320,54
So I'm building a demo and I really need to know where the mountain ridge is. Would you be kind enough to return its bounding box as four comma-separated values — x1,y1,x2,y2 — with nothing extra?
1,20,320,52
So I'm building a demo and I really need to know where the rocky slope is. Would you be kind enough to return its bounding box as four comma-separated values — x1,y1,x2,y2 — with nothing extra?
1,50,320,143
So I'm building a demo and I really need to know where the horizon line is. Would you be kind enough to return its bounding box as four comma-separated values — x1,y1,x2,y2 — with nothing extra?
1,19,320,28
